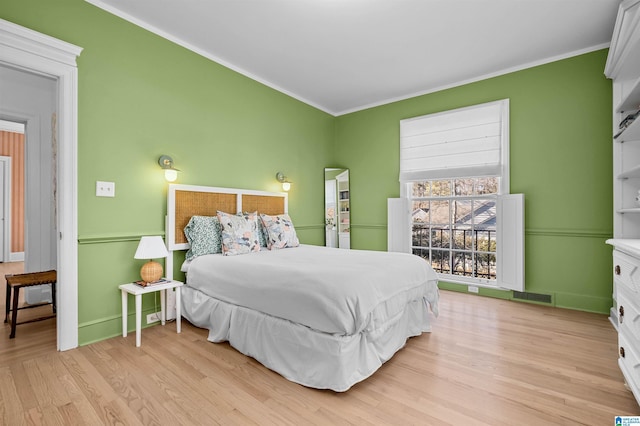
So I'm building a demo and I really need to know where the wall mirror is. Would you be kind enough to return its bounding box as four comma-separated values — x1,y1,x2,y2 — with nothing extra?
324,168,350,249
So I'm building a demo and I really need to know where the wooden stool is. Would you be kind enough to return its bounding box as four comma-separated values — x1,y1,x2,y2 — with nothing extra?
4,270,56,339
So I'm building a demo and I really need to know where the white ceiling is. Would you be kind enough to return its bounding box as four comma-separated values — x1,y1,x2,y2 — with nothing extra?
86,0,619,116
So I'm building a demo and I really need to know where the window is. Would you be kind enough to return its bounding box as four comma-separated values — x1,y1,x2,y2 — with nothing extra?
411,177,499,283
393,99,524,290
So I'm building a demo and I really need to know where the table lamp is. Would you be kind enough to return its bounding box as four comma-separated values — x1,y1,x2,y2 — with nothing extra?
134,236,169,283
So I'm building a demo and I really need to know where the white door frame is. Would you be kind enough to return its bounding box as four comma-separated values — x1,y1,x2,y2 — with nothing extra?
0,156,11,263
0,19,82,351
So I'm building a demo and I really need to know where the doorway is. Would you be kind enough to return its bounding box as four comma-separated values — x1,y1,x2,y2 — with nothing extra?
1,66,58,273
0,65,57,341
0,18,81,351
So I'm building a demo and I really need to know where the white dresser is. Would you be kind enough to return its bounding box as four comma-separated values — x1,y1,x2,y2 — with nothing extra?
605,0,640,405
608,240,640,403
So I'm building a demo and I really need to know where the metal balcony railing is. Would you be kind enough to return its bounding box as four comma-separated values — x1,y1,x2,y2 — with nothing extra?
412,224,496,279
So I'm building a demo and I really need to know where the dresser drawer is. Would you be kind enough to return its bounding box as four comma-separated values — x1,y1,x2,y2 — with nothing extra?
617,286,640,346
619,332,640,398
613,250,640,293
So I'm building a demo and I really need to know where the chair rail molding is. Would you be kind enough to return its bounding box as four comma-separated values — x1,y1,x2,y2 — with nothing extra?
0,18,82,351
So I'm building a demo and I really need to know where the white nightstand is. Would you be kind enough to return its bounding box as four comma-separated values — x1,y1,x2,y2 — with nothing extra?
119,280,183,347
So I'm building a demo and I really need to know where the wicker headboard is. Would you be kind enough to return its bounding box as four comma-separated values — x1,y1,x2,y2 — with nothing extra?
166,184,288,251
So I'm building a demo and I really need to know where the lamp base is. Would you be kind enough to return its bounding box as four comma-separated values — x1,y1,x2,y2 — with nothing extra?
140,260,163,283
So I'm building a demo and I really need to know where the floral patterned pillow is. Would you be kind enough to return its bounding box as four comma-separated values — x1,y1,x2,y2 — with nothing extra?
183,215,222,261
217,210,260,256
259,213,300,250
242,211,268,248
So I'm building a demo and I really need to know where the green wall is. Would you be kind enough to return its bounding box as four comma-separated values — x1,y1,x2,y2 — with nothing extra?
2,0,333,344
335,49,613,313
1,0,615,347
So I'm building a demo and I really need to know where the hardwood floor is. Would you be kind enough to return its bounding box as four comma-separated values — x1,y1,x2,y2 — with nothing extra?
1,289,638,425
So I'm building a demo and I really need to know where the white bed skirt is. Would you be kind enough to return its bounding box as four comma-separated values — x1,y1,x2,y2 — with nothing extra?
181,284,436,392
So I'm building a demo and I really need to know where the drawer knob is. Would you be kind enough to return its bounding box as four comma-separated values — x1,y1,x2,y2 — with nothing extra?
620,305,625,323
620,346,626,358
615,265,621,275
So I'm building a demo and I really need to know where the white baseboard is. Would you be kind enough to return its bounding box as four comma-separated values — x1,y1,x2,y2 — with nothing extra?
9,252,24,262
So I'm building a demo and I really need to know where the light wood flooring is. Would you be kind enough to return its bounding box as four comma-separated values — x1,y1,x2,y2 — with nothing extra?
1,287,638,425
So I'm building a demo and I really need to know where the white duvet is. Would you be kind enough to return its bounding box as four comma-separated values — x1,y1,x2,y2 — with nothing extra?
186,244,439,336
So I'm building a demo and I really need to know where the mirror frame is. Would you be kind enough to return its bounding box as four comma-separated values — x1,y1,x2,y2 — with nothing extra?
324,168,349,249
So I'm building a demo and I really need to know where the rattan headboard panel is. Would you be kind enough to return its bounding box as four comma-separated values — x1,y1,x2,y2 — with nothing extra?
166,185,287,279
174,190,237,244
168,185,288,250
242,194,286,215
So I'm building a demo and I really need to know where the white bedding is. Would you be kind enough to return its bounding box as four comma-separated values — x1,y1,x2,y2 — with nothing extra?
186,244,439,335
182,244,439,391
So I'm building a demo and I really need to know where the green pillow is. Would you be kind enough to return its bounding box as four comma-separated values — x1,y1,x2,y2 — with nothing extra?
184,215,222,260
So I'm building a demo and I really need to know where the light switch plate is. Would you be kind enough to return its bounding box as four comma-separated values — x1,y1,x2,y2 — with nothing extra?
96,181,115,197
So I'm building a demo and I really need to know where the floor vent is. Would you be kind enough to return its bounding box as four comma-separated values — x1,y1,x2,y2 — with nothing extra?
513,291,552,304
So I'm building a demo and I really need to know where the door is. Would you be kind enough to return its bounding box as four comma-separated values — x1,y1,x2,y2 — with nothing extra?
325,179,338,248
0,156,11,262
0,159,4,261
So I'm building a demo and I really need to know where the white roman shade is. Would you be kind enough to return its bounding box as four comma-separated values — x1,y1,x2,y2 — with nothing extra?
400,99,509,182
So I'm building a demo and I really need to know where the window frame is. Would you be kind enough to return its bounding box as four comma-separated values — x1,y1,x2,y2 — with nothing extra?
406,178,501,287
398,99,522,290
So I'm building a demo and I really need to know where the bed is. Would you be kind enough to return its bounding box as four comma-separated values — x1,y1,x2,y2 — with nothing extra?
165,184,439,392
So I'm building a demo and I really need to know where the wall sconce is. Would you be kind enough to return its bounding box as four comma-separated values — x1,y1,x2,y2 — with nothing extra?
275,172,291,191
158,155,180,182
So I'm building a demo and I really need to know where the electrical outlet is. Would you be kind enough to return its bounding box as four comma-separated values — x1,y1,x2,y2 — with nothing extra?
146,312,160,324
96,181,115,197
468,285,479,294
